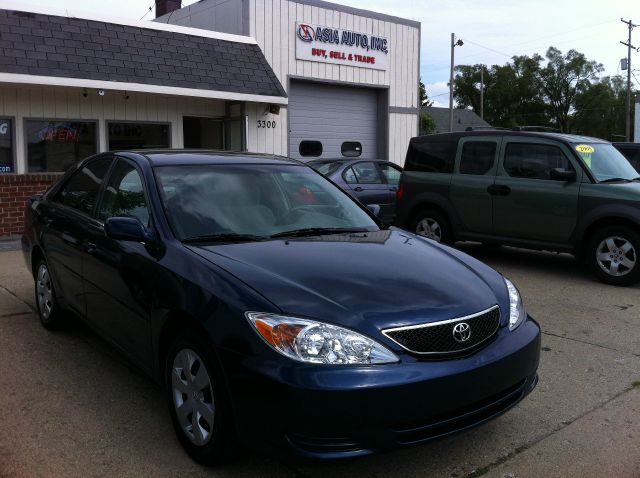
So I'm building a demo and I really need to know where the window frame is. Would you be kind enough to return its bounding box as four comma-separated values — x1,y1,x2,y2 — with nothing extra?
24,118,99,173
376,161,403,185
342,161,385,185
51,155,115,219
0,116,16,174
455,137,501,176
106,120,172,151
96,156,152,227
298,140,323,158
497,136,581,182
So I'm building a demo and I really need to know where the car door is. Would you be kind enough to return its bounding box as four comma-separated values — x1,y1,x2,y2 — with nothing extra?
377,162,403,224
40,157,113,316
343,161,390,210
82,157,156,372
492,137,582,242
450,136,501,235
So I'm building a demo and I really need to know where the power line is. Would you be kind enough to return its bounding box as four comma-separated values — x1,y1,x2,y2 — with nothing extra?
140,1,154,20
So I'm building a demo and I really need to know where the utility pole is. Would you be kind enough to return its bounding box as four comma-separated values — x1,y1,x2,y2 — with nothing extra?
449,34,463,132
480,65,484,120
620,18,637,142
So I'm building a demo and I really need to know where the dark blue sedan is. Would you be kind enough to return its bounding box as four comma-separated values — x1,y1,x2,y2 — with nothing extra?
22,151,540,465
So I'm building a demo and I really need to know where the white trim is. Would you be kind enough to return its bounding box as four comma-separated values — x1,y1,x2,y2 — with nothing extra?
0,73,288,105
0,0,257,45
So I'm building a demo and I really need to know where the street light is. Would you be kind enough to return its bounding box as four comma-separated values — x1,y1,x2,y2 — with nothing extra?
449,34,464,132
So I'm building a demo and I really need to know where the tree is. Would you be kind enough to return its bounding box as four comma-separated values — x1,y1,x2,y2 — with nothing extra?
572,76,629,140
535,47,603,132
419,79,433,107
420,111,436,134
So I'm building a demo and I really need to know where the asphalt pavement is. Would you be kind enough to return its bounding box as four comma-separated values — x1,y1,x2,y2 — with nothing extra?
0,244,638,478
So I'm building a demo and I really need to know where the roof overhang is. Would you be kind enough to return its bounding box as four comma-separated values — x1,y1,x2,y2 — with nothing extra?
0,73,288,105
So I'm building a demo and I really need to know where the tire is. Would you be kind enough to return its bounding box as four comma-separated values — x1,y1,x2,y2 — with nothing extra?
34,258,65,330
587,226,640,286
165,331,237,465
410,208,453,244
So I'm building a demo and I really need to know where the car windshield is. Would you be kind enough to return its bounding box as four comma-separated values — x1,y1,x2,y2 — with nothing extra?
572,143,639,182
308,161,344,176
155,164,378,241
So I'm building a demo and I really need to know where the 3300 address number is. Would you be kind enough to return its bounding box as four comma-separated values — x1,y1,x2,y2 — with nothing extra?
257,120,276,128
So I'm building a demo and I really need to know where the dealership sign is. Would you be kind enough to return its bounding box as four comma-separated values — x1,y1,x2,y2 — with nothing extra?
296,23,389,71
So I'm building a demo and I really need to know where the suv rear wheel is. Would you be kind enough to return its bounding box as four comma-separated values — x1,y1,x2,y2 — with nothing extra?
410,209,452,244
587,226,639,286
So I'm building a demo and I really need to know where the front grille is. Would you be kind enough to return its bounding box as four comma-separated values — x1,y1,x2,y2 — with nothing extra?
382,306,500,355
286,433,363,454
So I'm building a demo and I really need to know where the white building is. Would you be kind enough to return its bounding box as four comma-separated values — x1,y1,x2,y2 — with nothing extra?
157,0,421,163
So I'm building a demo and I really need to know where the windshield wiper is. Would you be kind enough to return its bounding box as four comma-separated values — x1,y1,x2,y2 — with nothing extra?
599,177,632,183
270,227,371,239
182,233,267,244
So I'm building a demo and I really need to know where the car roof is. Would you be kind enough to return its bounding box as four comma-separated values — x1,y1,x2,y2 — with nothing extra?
410,131,610,144
117,150,303,167
307,158,389,163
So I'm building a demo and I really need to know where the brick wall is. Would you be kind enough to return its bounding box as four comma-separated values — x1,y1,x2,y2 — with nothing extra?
0,174,63,238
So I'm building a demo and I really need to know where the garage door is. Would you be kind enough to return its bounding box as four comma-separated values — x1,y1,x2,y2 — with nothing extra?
288,81,380,160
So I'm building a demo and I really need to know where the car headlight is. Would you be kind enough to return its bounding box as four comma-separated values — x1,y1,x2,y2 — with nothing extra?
246,312,399,365
504,277,526,331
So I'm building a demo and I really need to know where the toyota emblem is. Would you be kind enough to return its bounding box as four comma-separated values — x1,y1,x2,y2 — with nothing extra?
452,322,471,343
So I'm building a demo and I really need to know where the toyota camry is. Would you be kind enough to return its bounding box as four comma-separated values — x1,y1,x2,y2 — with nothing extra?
22,151,540,465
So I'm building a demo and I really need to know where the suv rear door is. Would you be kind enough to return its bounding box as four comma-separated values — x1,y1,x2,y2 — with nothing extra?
450,136,501,234
492,136,582,242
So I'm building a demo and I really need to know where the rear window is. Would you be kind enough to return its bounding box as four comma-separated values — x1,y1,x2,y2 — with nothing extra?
405,139,456,173
309,161,344,176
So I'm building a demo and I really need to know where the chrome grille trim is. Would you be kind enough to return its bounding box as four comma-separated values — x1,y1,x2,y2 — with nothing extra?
381,305,501,355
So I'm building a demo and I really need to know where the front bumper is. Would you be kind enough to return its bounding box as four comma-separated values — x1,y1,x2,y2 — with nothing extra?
221,317,541,459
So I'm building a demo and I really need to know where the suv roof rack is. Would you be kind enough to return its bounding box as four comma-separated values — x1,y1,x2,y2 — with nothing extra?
512,126,562,133
464,126,509,131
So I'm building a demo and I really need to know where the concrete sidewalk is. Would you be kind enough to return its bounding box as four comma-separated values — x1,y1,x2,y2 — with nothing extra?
0,246,638,477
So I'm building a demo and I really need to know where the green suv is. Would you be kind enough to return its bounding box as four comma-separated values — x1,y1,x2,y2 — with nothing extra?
395,131,640,286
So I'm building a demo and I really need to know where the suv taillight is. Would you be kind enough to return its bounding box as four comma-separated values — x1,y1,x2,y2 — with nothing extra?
396,180,404,201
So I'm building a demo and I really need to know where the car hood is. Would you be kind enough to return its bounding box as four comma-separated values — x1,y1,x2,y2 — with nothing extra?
187,229,508,334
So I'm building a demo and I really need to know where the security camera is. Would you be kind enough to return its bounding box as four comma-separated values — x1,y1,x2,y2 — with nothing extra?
97,89,105,97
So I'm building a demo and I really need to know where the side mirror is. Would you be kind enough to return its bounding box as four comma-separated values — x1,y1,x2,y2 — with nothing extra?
366,204,381,217
105,217,154,242
550,168,576,182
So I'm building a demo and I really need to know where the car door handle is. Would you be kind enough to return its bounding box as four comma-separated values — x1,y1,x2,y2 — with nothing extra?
61,233,78,245
85,242,97,253
353,187,363,192
487,185,511,196
389,187,398,192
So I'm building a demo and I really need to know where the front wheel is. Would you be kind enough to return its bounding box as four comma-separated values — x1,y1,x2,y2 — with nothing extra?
410,209,452,244
166,332,237,465
34,259,65,330
587,226,640,286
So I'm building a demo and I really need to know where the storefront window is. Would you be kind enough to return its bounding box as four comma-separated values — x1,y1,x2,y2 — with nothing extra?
0,118,14,173
108,122,170,150
26,120,97,172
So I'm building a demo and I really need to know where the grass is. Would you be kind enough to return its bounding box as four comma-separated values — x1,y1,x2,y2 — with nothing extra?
632,381,640,388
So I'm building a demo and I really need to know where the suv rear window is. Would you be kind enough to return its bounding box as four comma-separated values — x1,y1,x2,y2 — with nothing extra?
405,139,456,173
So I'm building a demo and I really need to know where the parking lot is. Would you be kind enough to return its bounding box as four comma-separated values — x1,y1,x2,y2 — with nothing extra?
0,243,638,478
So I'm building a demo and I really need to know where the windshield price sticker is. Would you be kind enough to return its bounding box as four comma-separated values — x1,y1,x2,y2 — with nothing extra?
575,144,595,154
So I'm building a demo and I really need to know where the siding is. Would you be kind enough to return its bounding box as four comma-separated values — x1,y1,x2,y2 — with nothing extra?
247,0,420,164
0,84,228,173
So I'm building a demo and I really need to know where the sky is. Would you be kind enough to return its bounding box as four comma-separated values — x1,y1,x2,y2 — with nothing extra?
16,0,640,107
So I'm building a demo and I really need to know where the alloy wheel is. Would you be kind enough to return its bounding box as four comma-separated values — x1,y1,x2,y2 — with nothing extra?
596,236,637,277
171,348,215,446
416,218,442,242
36,264,54,321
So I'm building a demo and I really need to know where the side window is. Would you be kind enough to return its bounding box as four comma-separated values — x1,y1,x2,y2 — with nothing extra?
54,158,112,216
379,163,402,185
504,143,573,180
459,142,497,175
405,139,456,173
351,162,383,184
343,167,358,184
98,160,149,226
